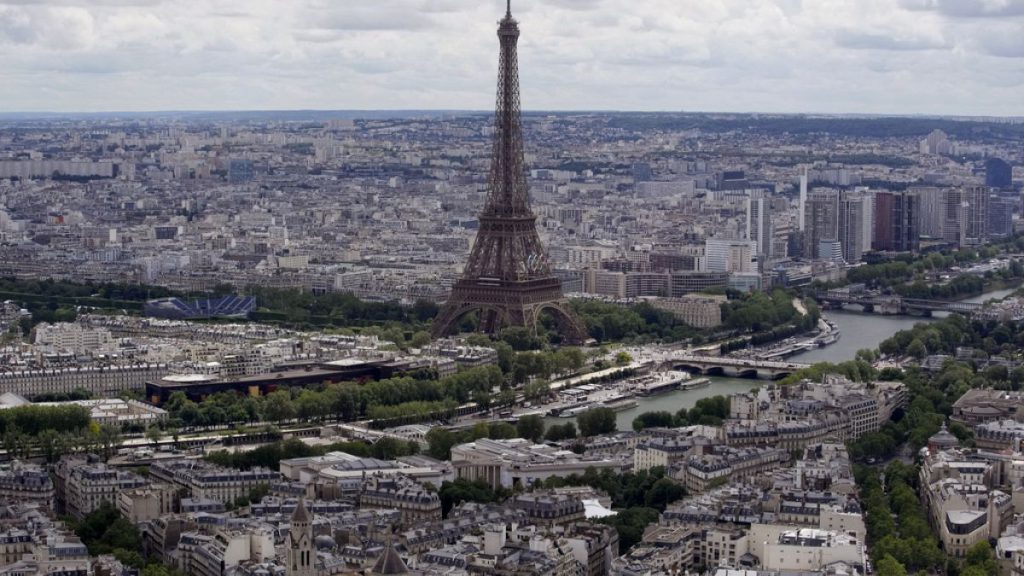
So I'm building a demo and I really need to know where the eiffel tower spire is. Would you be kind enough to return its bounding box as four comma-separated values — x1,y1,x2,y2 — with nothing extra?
432,3,586,343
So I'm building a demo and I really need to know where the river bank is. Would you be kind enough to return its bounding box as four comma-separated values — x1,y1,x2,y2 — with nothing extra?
542,284,1020,433
543,375,758,432
788,286,1018,364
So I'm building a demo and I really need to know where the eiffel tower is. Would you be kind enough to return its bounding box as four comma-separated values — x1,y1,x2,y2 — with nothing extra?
432,2,587,343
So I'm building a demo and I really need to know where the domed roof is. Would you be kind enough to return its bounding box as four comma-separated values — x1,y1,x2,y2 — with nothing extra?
314,535,335,550
929,423,959,448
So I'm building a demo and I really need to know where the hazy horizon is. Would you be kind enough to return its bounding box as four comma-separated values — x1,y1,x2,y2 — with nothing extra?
1,108,1022,121
1,0,1023,117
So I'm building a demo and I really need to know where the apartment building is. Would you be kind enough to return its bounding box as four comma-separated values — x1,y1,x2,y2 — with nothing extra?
358,475,442,527
649,294,726,328
150,460,280,504
54,456,147,519
118,484,177,524
0,461,55,511
0,363,169,398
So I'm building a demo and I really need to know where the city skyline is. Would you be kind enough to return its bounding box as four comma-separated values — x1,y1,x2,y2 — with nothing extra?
0,0,1022,116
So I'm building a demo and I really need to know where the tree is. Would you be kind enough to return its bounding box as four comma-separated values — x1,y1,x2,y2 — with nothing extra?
295,390,327,422
906,338,927,360
856,348,877,363
409,331,432,348
96,424,122,460
559,347,585,373
577,407,617,437
516,415,545,443
145,426,164,447
496,388,516,408
524,380,550,401
964,541,997,575
493,341,515,374
438,478,509,517
643,477,686,511
545,422,577,442
488,421,517,439
598,507,659,553
426,428,457,460
632,411,675,431
261,390,296,423
875,554,907,576
472,389,492,411
36,429,63,462
614,351,632,366
371,437,411,460
72,501,142,555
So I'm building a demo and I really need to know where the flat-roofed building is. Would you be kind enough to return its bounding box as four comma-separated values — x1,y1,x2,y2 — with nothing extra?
450,438,621,490
118,484,176,524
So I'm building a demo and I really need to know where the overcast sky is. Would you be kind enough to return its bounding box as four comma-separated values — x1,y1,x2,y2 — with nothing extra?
1,0,1022,116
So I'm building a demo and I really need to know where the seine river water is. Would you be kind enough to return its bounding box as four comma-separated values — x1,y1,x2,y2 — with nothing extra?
546,286,1020,431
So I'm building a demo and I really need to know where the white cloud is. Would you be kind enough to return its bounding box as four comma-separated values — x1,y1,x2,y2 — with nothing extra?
0,0,1019,115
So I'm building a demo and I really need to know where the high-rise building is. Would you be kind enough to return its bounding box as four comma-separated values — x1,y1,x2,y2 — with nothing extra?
818,240,844,263
705,238,757,274
873,190,920,252
798,166,808,232
746,194,773,261
959,186,990,247
942,187,964,244
988,195,1014,238
803,189,839,261
913,186,945,239
920,129,955,155
838,189,873,264
986,158,1013,189
432,4,586,342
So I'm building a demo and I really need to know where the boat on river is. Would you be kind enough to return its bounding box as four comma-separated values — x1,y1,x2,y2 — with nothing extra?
631,370,693,397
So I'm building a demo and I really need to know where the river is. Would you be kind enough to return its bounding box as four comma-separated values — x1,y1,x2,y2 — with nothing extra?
549,285,1020,431
788,286,1018,364
544,375,760,432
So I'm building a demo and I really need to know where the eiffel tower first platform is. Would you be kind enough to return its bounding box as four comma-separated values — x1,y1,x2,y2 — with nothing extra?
431,2,587,344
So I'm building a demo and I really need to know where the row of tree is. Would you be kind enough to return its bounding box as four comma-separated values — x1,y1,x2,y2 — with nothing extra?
631,395,732,431
839,300,1024,575
203,436,419,470
843,236,1019,291
160,365,504,428
572,300,700,343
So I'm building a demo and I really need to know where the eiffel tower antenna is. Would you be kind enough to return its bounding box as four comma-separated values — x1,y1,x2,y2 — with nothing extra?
432,4,586,343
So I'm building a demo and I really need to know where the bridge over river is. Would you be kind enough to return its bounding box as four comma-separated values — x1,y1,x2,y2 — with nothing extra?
814,291,982,316
663,354,811,380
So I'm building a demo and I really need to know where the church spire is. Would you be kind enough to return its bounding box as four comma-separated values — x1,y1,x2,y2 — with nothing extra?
287,499,314,576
